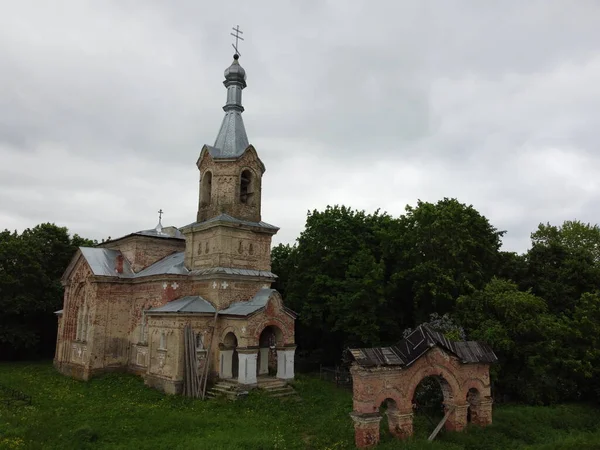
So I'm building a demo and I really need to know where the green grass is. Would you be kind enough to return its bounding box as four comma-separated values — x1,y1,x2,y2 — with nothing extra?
0,362,599,449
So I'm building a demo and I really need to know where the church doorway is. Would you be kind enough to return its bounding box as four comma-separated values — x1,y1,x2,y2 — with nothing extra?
257,325,283,376
220,332,238,379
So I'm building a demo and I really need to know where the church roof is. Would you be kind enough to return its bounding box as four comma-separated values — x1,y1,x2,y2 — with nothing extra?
134,225,185,240
147,296,216,314
348,324,497,368
105,225,185,245
183,213,279,232
219,288,275,316
135,252,188,277
206,112,249,159
80,248,134,277
189,266,277,279
203,56,250,159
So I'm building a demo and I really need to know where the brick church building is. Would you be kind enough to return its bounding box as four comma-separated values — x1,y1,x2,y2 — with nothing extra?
54,54,297,394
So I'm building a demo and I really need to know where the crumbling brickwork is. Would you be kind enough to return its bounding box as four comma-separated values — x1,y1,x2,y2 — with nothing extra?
350,346,493,448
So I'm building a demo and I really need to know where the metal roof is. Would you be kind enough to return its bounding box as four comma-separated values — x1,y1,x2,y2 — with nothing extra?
219,288,275,316
190,266,277,279
348,324,497,368
135,252,188,277
205,57,250,159
54,309,63,315
183,213,279,232
134,226,185,240
79,248,134,278
147,296,216,314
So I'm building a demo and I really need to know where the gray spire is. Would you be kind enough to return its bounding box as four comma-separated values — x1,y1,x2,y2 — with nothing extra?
207,55,250,159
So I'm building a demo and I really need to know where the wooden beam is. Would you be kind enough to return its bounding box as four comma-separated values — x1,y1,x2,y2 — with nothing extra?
428,405,456,442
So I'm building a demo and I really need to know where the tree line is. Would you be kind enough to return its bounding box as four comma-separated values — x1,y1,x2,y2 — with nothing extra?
2,200,599,405
272,199,600,404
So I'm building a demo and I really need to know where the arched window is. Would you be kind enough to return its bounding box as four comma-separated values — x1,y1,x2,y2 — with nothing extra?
159,332,167,350
240,169,253,204
200,171,212,206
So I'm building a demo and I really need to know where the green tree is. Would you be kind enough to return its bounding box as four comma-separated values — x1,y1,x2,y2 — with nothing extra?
270,243,297,299
386,198,504,324
284,206,394,362
456,278,576,404
532,220,600,262
524,240,599,313
566,292,600,402
0,223,95,360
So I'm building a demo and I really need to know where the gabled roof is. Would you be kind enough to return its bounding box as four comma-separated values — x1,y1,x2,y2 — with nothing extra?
219,288,275,316
147,296,216,314
79,248,134,277
182,213,279,232
348,324,497,368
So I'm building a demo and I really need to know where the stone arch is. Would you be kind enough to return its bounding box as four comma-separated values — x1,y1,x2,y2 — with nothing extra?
200,170,213,206
252,318,291,346
405,364,461,405
461,377,490,396
219,327,239,346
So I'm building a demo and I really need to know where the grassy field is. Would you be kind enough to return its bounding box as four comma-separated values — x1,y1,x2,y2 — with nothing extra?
0,363,599,449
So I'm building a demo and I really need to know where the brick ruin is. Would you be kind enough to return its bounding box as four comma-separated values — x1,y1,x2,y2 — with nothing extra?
348,325,496,447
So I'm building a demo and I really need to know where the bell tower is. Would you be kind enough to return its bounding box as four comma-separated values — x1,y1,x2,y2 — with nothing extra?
181,53,279,307
196,53,265,224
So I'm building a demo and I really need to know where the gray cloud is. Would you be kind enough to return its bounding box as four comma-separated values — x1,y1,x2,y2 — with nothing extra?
1,0,599,255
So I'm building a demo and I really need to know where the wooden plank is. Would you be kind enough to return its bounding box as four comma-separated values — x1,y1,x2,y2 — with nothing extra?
428,405,456,442
200,311,219,400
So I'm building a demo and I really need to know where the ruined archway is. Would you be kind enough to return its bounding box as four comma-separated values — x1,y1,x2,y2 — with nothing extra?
348,325,497,448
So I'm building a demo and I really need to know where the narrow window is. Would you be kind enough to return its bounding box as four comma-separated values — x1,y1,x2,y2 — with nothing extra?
200,171,212,206
139,310,147,344
240,169,252,204
196,333,204,350
159,332,167,350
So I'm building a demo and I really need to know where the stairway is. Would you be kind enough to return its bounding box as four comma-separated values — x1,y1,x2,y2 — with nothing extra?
206,377,297,400
206,380,245,401
257,378,297,398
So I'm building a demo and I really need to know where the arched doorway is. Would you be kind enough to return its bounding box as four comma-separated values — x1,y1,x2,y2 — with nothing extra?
257,325,283,376
467,388,481,424
379,398,399,441
411,375,455,436
220,332,238,379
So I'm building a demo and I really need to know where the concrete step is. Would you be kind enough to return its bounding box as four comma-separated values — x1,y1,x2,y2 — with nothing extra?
213,383,237,391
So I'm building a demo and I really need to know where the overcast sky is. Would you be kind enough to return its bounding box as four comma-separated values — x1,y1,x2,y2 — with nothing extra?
1,1,599,253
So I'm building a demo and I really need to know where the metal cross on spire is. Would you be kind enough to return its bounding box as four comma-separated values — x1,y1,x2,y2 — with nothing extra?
158,209,163,222
230,25,244,57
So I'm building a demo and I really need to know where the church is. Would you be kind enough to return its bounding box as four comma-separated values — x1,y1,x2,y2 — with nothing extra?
53,52,297,395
